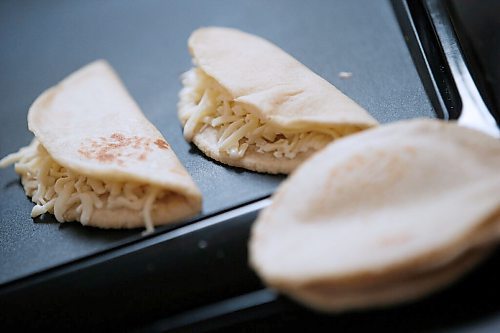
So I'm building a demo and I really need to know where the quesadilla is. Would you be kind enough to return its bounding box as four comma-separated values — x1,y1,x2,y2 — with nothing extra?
178,27,378,174
0,60,202,232
249,119,500,311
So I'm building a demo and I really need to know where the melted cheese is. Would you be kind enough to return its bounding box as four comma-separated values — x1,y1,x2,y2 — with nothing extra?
178,68,344,159
0,140,167,232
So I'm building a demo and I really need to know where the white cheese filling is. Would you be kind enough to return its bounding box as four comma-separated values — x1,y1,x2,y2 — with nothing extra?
0,140,168,232
178,68,345,159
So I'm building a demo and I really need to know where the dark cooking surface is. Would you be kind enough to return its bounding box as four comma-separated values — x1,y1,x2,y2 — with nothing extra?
448,0,500,122
0,0,434,285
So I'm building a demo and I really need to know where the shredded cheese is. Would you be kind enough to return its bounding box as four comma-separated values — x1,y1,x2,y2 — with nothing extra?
178,68,344,159
0,139,167,230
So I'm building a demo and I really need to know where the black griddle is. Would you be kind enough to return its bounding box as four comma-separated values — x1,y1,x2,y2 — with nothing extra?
0,0,498,331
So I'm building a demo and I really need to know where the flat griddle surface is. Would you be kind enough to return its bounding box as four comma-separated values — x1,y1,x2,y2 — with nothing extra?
0,0,434,285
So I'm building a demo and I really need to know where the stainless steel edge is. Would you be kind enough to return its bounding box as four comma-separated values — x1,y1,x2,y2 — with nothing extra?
425,0,500,137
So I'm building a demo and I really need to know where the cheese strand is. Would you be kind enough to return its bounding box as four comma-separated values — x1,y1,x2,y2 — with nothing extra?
178,68,339,160
0,140,165,230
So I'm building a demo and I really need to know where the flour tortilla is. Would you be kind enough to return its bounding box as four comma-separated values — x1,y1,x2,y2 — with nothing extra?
287,247,491,312
191,127,315,174
249,118,500,310
24,60,201,228
182,27,378,174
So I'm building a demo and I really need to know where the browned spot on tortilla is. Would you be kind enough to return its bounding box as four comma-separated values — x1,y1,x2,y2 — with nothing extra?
110,133,125,141
78,133,157,165
144,141,153,152
97,153,115,162
133,136,143,149
77,148,92,159
154,139,170,150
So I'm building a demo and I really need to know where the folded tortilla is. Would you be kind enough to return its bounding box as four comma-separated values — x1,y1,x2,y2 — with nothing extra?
178,27,378,174
288,246,491,312
249,119,500,311
0,60,202,231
